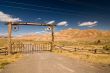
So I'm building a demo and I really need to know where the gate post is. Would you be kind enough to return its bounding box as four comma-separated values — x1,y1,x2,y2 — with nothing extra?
50,25,54,52
8,22,12,55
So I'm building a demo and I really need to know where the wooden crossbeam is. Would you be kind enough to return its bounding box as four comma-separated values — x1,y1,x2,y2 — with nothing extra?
10,22,56,26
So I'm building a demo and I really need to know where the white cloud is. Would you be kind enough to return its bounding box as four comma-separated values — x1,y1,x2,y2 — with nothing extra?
0,33,8,36
78,21,98,27
36,31,45,34
0,11,22,22
37,18,41,20
57,21,68,26
47,20,55,24
35,31,50,34
67,28,72,30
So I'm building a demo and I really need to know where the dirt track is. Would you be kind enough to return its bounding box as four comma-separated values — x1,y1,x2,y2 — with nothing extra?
0,52,110,73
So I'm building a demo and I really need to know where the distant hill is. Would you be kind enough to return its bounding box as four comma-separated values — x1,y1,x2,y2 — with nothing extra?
0,35,7,38
16,29,110,41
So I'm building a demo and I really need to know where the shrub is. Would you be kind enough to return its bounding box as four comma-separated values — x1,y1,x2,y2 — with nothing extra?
103,45,110,50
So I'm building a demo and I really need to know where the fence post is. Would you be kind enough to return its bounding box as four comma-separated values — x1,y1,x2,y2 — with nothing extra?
50,25,54,52
8,22,12,55
74,48,77,52
93,49,97,54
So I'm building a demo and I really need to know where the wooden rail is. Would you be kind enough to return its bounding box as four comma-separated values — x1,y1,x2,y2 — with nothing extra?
0,47,8,55
55,46,110,54
11,42,51,54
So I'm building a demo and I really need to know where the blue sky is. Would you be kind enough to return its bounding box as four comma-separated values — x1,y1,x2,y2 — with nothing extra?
0,0,110,36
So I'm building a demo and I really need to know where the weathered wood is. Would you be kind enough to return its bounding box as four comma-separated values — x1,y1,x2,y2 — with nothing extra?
11,41,52,53
50,25,54,51
8,22,12,55
11,22,56,26
0,47,8,55
6,22,56,54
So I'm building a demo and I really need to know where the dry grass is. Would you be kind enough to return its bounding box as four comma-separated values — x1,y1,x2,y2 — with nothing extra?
0,54,23,69
53,50,110,64
0,39,7,47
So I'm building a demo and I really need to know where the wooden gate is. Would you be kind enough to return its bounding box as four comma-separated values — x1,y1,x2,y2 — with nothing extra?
11,40,51,53
6,22,56,54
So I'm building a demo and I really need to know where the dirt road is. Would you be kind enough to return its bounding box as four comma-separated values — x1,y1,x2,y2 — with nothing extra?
0,52,110,73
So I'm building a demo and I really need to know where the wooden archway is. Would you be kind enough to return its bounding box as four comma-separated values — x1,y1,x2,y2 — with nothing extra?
7,22,56,54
